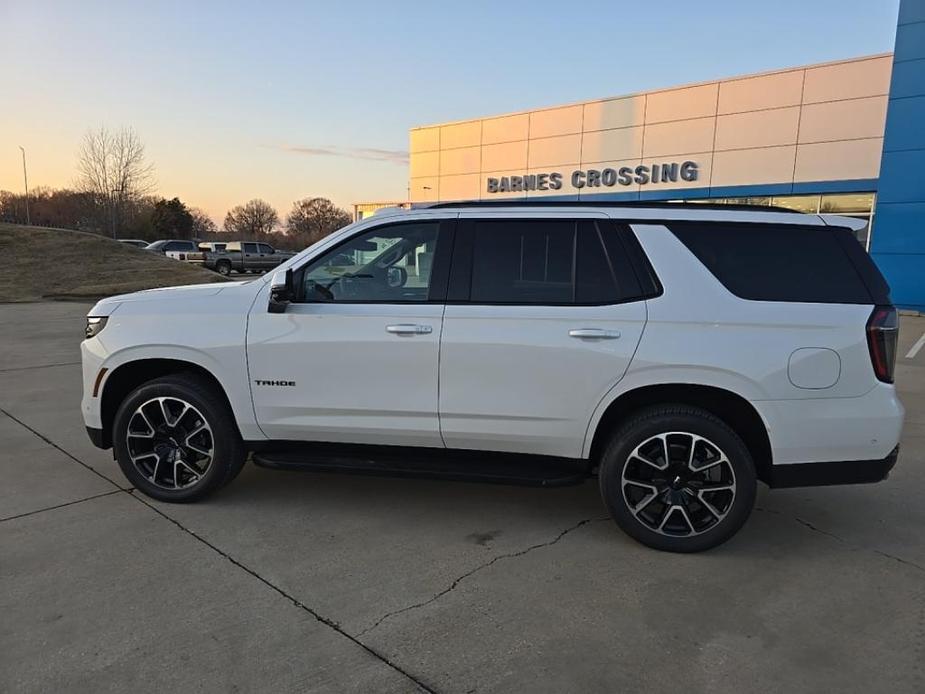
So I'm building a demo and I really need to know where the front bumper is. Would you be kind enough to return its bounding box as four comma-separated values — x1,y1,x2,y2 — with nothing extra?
767,446,899,488
86,426,109,450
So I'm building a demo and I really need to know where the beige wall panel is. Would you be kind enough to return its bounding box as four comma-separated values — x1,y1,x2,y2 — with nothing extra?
802,56,892,103
643,117,715,158
409,127,439,153
794,138,883,182
409,150,440,178
481,140,528,172
581,126,644,163
583,96,647,132
798,96,888,144
481,113,529,144
529,105,583,138
439,121,481,149
438,173,480,201
714,107,800,151
711,146,796,187
527,134,582,168
645,83,718,124
409,177,439,202
718,70,804,114
479,170,529,200
440,146,480,176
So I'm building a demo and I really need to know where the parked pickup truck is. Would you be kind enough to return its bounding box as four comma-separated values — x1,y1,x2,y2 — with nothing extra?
199,241,297,276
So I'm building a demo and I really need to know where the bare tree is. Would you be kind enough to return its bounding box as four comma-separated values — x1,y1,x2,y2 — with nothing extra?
190,207,218,238
285,197,352,247
223,199,279,238
77,126,155,198
76,126,155,236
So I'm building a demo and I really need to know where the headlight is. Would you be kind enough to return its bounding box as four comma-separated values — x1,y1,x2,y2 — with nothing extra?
85,316,108,339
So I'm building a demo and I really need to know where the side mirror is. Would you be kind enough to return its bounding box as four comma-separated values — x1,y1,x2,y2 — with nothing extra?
387,266,408,288
268,268,294,313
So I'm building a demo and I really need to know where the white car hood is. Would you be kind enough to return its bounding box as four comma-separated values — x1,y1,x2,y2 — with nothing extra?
88,281,251,315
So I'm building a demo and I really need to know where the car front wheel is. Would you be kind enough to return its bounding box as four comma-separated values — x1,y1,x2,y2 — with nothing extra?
599,405,757,552
112,374,246,502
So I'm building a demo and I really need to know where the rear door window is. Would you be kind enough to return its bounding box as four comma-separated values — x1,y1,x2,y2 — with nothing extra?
669,223,877,304
464,219,644,304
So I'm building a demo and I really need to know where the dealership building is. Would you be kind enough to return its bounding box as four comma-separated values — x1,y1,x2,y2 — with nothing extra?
389,2,924,309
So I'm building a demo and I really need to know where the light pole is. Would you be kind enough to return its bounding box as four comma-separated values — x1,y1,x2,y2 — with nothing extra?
18,146,30,225
110,189,120,239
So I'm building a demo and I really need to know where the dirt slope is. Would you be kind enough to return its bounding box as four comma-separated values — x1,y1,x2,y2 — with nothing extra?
0,224,226,302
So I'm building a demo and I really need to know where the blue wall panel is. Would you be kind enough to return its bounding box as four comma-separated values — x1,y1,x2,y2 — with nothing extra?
900,0,925,22
882,95,925,151
890,58,925,98
894,20,925,62
871,203,925,253
871,0,925,310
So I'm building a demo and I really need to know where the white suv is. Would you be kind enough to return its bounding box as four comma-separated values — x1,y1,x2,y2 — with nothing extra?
81,202,904,552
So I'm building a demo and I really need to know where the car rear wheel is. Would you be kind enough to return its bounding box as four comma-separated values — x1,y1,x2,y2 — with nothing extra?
599,405,756,552
216,261,232,276
113,373,246,502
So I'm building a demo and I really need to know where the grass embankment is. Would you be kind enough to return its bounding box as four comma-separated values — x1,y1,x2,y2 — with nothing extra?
0,223,226,302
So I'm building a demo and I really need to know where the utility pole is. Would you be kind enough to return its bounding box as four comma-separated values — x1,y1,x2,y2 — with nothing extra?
110,189,119,239
18,146,30,225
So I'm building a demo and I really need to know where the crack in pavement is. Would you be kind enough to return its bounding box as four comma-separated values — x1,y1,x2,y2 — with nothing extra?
0,407,128,490
131,492,437,693
755,506,925,574
1,407,438,694
0,361,81,373
1,489,125,522
357,516,610,638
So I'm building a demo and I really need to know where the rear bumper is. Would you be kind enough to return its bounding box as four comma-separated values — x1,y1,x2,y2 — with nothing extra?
768,446,899,488
755,384,904,465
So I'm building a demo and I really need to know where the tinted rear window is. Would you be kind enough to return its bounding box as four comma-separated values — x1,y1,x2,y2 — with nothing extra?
670,223,876,304
466,219,644,304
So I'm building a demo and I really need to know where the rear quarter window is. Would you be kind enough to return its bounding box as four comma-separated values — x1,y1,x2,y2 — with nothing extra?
669,222,881,304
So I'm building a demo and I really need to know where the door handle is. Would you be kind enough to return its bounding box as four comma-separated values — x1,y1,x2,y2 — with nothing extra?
386,324,433,335
568,328,621,339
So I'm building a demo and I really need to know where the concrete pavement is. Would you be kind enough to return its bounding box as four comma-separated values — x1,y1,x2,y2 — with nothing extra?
1,301,924,693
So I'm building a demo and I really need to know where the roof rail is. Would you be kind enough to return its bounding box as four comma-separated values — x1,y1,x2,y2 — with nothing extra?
417,200,803,214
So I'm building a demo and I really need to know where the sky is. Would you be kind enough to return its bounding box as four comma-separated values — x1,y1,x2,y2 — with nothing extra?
0,0,902,223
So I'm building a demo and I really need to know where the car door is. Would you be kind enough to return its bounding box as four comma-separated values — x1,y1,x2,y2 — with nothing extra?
242,242,261,271
247,217,454,447
258,243,278,270
438,214,648,458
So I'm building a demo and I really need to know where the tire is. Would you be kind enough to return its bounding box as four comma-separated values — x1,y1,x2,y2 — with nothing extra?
112,373,246,502
598,405,757,553
216,261,232,276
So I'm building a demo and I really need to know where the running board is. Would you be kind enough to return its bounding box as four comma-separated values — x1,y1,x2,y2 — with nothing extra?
251,444,589,487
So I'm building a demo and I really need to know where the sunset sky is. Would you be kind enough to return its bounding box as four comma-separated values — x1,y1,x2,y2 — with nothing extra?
1,0,901,223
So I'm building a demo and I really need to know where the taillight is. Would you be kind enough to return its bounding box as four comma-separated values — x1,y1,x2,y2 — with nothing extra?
866,305,898,383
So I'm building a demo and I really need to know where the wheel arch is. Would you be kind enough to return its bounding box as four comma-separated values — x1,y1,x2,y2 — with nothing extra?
99,358,239,449
586,383,773,484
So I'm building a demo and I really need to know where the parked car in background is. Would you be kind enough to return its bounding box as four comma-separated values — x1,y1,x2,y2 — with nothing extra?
145,239,199,261
117,238,149,248
203,241,296,276
184,242,229,268
198,242,228,253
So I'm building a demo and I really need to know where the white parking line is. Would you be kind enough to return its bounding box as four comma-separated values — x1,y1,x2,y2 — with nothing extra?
906,332,925,360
